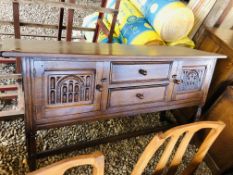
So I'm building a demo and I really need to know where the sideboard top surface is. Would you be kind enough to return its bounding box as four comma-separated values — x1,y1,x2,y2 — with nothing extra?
0,39,226,60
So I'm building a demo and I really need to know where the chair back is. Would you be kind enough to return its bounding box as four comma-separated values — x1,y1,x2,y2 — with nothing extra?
28,152,104,175
131,121,225,175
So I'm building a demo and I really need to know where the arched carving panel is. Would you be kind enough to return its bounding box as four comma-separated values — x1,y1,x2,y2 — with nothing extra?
48,74,94,105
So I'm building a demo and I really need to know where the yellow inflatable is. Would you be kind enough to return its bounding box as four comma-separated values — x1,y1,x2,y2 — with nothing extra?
106,0,164,45
98,19,121,43
166,37,195,48
130,0,194,42
82,12,121,43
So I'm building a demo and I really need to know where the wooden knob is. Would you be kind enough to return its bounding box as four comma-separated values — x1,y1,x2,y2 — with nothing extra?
136,93,144,99
139,69,147,76
96,84,103,92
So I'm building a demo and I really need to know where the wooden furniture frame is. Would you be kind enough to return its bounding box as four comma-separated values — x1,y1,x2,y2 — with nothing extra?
189,0,233,45
131,121,225,175
0,0,120,118
0,39,226,171
203,87,233,174
28,152,104,175
0,74,24,117
197,27,233,110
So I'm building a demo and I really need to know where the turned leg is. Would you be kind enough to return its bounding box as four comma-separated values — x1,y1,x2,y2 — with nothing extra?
26,131,37,171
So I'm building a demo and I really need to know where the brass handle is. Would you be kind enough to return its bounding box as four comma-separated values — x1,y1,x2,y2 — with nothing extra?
136,93,144,99
139,69,147,76
96,84,103,92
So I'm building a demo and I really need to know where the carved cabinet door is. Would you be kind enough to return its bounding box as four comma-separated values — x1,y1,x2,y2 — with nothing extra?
32,60,104,124
171,60,216,102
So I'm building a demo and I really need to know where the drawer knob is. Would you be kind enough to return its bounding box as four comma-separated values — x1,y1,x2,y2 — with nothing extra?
139,69,147,76
136,93,144,99
96,84,103,92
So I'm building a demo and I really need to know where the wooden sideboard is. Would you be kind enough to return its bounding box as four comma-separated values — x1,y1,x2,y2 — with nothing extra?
0,39,226,170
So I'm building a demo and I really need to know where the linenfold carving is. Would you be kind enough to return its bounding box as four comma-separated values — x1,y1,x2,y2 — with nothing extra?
48,74,94,104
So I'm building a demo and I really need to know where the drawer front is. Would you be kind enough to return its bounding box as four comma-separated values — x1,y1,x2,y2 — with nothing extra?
111,62,171,83
108,85,166,108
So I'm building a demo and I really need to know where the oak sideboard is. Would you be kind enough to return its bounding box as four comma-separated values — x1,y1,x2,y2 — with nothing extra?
0,39,226,170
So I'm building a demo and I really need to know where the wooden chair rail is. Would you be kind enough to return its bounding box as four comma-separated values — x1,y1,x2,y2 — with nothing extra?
0,74,22,79
0,76,24,117
0,57,17,64
28,152,104,175
0,32,84,40
97,19,110,36
0,20,96,32
27,122,225,175
131,121,225,175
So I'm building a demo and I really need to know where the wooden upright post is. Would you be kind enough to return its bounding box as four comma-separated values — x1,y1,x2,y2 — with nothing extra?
12,0,22,73
66,0,75,41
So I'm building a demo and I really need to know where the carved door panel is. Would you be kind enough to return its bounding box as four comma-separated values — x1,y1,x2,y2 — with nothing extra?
172,60,216,102
32,60,104,123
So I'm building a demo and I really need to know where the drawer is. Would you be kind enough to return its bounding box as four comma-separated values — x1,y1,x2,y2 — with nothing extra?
108,85,166,108
111,62,171,83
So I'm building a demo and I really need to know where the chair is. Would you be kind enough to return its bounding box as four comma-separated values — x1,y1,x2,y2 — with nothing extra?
28,121,225,175
131,121,225,175
27,152,104,175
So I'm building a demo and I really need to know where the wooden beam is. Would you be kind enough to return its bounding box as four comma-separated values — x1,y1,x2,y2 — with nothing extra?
108,0,120,43
93,0,108,43
0,20,96,32
216,2,233,29
188,0,217,38
193,0,231,47
12,1,21,39
57,0,65,41
0,85,18,91
0,109,24,118
0,93,18,99
0,58,16,63
97,19,110,36
0,74,22,79
66,0,75,41
0,32,83,39
12,0,21,73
